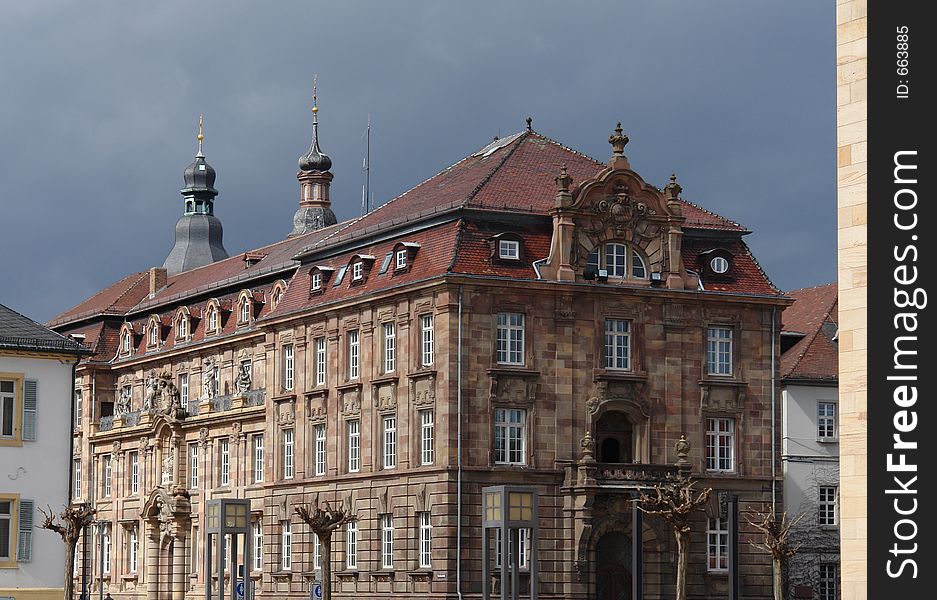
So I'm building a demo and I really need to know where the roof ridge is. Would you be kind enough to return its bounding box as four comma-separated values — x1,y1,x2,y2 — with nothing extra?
738,239,783,297
787,282,838,294
679,196,747,231
530,130,606,168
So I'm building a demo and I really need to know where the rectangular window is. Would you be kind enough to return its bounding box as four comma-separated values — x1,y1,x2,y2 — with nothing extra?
283,344,294,391
346,521,358,569
494,528,530,569
0,500,11,561
252,520,263,572
380,514,394,569
129,451,139,495
604,319,631,370
818,402,837,440
705,418,735,472
75,387,83,428
348,330,360,380
1,380,14,438
383,322,396,373
102,524,111,574
189,443,199,489
313,535,321,570
73,459,81,500
818,486,838,526
103,454,112,497
496,313,525,365
420,409,435,465
707,518,728,572
347,420,360,473
220,438,230,486
281,520,292,571
818,563,838,600
179,374,189,410
420,315,434,366
315,424,327,476
129,527,138,572
283,429,295,480
419,512,432,568
395,249,408,269
177,316,187,340
253,434,264,483
352,261,363,281
706,326,733,376
312,271,322,290
315,337,326,386
498,239,520,260
494,408,526,465
383,415,397,469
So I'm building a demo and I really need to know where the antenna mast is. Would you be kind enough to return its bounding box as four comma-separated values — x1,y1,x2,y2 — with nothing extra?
361,113,372,215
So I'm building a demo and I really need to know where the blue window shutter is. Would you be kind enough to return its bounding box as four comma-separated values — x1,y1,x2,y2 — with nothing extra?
22,380,38,441
18,499,34,562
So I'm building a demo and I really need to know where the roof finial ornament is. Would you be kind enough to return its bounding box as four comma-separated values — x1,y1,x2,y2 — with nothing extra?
526,116,533,131
312,73,319,118
608,121,629,156
665,171,683,201
196,114,204,158
298,74,332,172
555,163,572,193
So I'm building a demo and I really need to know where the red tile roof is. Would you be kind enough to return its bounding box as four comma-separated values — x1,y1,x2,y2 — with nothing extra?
781,283,838,381
49,271,151,327
681,237,781,296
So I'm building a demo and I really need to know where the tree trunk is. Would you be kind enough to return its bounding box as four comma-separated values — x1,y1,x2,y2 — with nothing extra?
321,534,332,600
674,529,689,600
773,557,783,600
64,540,77,600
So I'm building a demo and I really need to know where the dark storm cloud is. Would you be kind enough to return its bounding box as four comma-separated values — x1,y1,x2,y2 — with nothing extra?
0,0,835,323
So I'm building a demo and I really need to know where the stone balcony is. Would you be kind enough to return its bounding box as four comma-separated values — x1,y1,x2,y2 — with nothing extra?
594,462,682,488
98,388,266,432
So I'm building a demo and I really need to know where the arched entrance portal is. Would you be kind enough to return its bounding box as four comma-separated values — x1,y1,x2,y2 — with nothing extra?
595,531,632,600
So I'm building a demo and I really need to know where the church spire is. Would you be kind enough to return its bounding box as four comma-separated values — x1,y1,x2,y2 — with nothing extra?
292,75,338,236
163,116,229,274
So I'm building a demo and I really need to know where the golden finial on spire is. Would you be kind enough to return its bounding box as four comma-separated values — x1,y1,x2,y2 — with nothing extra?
311,74,319,114
196,114,204,157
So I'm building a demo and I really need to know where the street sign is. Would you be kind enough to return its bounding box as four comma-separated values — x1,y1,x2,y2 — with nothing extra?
312,582,323,600
235,580,244,600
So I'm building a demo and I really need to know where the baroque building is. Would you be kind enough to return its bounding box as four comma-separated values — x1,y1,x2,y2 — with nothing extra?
50,106,788,600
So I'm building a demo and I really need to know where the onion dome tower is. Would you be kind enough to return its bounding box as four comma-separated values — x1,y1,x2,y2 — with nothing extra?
163,116,230,275
292,77,338,236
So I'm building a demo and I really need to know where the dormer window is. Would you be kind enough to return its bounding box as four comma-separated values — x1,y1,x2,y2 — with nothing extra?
395,249,407,270
312,272,323,291
239,299,251,324
586,242,648,280
352,262,363,281
177,316,188,340
698,249,734,278
121,331,131,354
711,256,729,274
149,326,158,346
207,307,218,333
498,240,520,260
272,288,283,307
389,243,420,275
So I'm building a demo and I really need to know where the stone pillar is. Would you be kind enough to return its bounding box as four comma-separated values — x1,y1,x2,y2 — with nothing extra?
172,529,188,600
146,527,160,600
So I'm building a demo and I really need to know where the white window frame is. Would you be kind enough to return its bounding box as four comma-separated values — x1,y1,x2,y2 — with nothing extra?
705,417,735,472
149,324,158,346
283,429,295,480
706,518,729,572
179,373,189,410
383,322,396,373
102,523,111,574
420,409,435,465
103,454,112,497
352,261,363,281
604,319,631,370
220,438,230,486
494,408,527,465
345,521,358,569
496,313,525,366
348,330,360,380
129,451,139,495
239,299,251,324
208,308,218,333
313,534,321,570
0,380,13,439
314,424,327,476
0,500,12,561
706,326,733,376
315,337,327,386
189,443,199,489
73,459,82,500
347,419,360,473
312,271,322,291
380,514,394,569
818,486,838,526
253,434,264,483
494,527,530,569
177,316,188,340
252,520,263,572
283,344,294,391
419,511,432,568
711,256,729,274
121,331,131,353
420,314,434,367
129,526,138,572
281,520,292,571
75,387,83,428
383,415,397,470
395,249,408,269
498,239,520,260
818,402,837,441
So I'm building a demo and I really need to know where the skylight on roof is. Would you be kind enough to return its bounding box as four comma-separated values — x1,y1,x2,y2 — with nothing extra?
472,132,524,158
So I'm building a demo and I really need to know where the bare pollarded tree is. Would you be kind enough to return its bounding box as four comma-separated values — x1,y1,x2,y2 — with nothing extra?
295,496,357,600
638,475,712,600
39,503,96,600
748,509,805,600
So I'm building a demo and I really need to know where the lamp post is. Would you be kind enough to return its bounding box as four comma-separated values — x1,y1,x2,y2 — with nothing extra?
205,499,252,600
96,519,108,600
481,486,538,600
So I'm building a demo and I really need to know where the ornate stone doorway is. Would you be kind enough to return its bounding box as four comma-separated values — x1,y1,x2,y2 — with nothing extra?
595,531,632,600
595,411,633,463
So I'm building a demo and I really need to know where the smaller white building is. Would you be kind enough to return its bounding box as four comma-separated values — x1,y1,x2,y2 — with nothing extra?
0,304,87,600
779,284,839,600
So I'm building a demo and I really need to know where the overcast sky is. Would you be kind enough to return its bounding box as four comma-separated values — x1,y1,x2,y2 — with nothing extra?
0,1,835,324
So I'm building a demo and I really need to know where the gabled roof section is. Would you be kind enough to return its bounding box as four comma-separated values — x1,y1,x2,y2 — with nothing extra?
48,271,151,328
1,303,89,354
781,283,838,381
682,237,782,296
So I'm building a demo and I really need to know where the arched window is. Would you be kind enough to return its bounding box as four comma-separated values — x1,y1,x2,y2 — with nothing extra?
586,242,648,279
207,306,218,333
239,298,251,324
595,411,634,463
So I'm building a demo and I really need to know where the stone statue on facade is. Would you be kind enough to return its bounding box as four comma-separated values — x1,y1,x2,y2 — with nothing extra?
115,386,132,416
142,374,160,411
200,358,216,400
159,377,181,413
235,362,252,395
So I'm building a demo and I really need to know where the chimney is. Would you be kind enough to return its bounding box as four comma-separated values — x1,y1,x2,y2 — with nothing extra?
149,267,168,297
